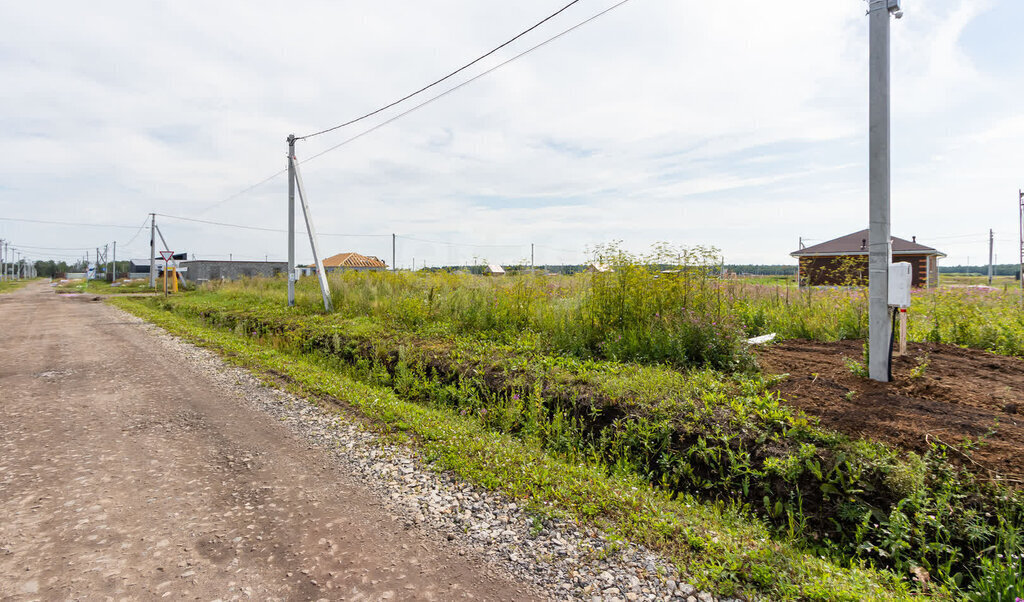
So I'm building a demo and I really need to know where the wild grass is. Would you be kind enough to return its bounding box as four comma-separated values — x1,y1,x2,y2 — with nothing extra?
112,295,919,600
54,278,164,294
117,282,1024,598
0,278,32,293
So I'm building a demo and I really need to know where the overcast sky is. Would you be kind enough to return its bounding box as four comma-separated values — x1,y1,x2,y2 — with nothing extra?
1,0,1022,268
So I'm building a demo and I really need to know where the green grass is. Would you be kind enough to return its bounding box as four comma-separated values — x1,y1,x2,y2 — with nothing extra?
111,295,917,601
105,259,1024,598
0,278,33,293
55,278,170,294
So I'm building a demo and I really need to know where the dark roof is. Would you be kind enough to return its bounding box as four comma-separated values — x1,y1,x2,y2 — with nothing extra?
791,229,945,257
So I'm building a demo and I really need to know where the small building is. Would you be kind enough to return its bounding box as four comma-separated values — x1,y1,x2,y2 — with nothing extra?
484,264,505,276
321,252,388,273
790,229,945,288
180,260,287,283
586,262,613,273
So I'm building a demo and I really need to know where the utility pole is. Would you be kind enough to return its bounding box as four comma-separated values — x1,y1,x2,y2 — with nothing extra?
392,233,397,273
868,0,902,382
1019,189,1023,298
0,239,4,281
288,135,333,311
531,243,534,271
988,228,994,285
287,134,296,307
112,241,116,282
149,213,157,288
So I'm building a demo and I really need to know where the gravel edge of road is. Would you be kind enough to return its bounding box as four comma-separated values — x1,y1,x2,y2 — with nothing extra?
113,305,738,602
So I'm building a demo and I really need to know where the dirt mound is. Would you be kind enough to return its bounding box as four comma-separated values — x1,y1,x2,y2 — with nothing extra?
757,340,1024,481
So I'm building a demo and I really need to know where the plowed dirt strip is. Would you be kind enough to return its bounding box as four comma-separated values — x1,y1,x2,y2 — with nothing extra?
0,282,539,601
757,339,1024,480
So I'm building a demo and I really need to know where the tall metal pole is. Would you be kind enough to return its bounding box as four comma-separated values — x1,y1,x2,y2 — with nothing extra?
287,135,296,307
868,0,900,382
392,233,396,272
149,213,157,288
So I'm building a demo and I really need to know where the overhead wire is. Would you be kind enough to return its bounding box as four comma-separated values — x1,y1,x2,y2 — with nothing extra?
154,213,389,237
0,216,141,229
299,0,634,165
397,235,526,249
295,0,584,141
178,0,631,218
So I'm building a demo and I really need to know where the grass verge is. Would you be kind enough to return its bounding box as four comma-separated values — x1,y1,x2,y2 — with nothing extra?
0,278,34,293
111,295,920,601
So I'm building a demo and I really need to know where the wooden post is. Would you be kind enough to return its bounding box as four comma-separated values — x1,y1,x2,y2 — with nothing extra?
899,308,907,355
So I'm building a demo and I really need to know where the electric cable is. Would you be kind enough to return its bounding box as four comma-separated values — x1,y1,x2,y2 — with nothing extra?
299,0,634,165
154,213,389,237
121,217,153,247
397,235,526,249
195,169,288,216
0,217,141,229
296,0,584,141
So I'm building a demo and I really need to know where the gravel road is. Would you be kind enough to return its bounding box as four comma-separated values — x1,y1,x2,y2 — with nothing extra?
0,282,724,602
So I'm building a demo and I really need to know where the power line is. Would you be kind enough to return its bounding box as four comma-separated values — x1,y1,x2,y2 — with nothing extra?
0,217,141,229
121,217,153,247
195,169,288,216
299,0,634,165
5,244,97,251
192,0,629,216
296,0,584,141
154,213,389,237
397,235,526,249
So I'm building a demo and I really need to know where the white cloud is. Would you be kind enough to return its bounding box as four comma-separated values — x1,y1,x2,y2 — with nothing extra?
0,0,1020,268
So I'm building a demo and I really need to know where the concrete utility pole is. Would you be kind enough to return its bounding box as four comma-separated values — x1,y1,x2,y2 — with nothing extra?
1019,189,1023,297
287,135,296,307
988,229,994,285
112,241,116,281
392,233,397,273
531,243,535,271
149,213,157,288
868,0,902,382
0,239,5,281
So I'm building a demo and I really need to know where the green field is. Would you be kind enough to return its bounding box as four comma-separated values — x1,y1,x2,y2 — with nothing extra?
110,249,1024,600
55,278,175,294
0,278,34,293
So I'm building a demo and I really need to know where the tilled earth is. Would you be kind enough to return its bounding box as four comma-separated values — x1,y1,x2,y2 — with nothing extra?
757,339,1024,480
0,282,722,602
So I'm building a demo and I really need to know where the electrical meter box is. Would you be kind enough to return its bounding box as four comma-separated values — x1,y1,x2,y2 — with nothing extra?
888,262,912,308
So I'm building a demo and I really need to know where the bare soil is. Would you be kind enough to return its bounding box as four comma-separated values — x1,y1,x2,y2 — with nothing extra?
0,282,539,601
757,339,1024,481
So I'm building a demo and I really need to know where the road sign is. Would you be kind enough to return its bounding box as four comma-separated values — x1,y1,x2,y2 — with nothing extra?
159,251,174,261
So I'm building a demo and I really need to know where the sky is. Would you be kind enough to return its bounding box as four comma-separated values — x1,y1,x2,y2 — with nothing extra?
1,0,1022,269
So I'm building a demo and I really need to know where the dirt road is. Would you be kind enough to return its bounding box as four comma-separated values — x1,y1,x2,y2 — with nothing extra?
0,283,539,601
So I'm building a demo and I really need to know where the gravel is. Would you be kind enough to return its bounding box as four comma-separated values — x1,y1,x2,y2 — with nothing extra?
128,311,739,602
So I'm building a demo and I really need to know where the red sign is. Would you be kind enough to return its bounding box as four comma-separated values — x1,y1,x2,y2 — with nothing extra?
159,251,174,261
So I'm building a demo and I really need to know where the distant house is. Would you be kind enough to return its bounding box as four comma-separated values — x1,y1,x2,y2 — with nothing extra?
321,252,388,272
484,264,505,276
790,229,945,288
586,263,613,273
